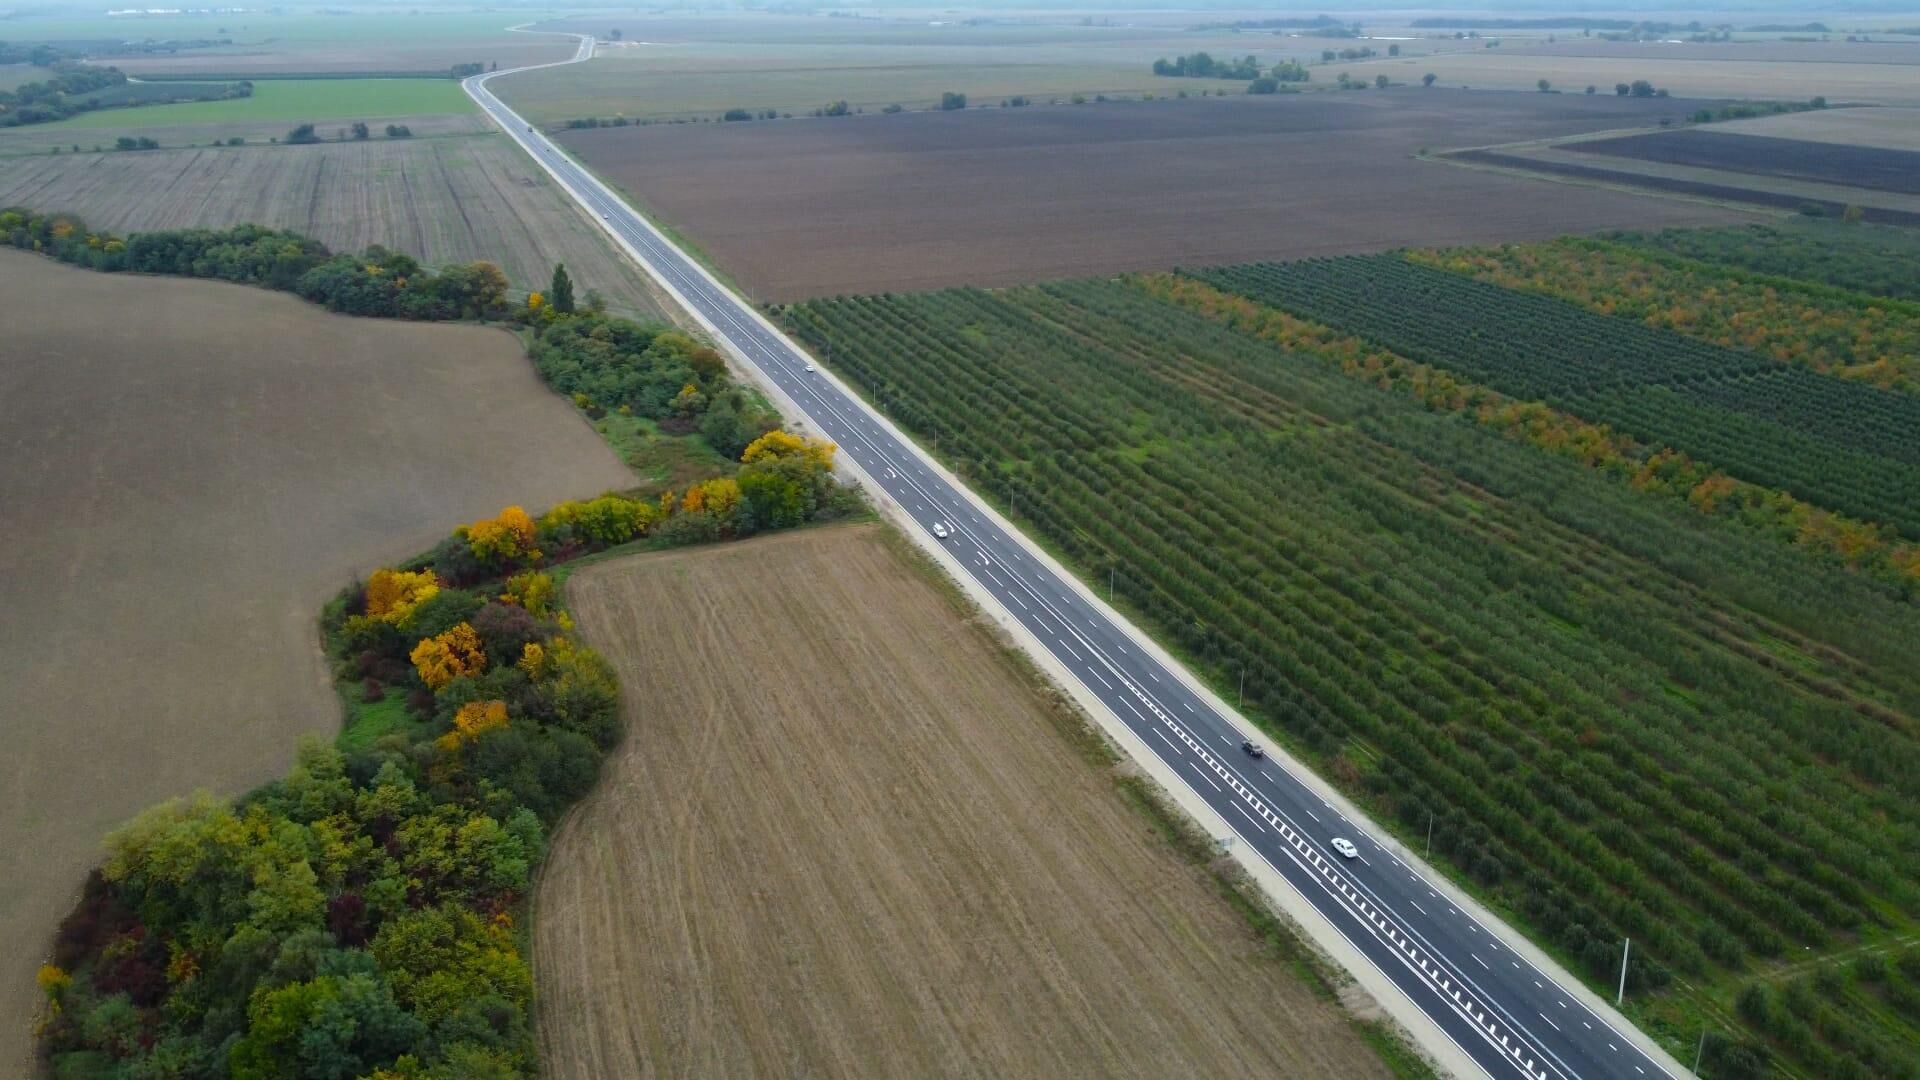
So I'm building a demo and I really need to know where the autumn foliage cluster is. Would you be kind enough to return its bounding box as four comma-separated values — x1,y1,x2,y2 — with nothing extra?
37,518,621,1077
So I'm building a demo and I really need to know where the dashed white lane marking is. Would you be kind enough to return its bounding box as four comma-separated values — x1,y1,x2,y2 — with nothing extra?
1474,955,1489,970
1540,1013,1560,1033
1305,808,1320,822
1153,729,1181,754
1090,669,1113,689
1148,670,1160,682
1534,981,1544,989
1411,900,1427,915
1011,593,1028,610
1582,1022,1592,1031
1233,803,1267,832
1260,769,1274,782
1189,762,1223,793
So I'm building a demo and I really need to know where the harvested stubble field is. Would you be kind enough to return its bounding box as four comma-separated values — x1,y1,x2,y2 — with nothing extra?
537,524,1394,1080
1569,128,1920,194
1713,105,1920,149
2,12,573,76
497,14,1287,123
0,112,489,156
558,89,1750,300
0,134,672,318
1360,49,1920,103
0,250,634,1072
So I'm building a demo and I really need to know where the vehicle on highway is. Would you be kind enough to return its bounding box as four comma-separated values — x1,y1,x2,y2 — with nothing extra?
805,362,816,372
931,521,951,539
1242,739,1265,759
1330,837,1360,860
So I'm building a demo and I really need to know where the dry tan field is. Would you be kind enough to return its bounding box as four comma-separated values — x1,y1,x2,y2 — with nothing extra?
0,134,672,319
1363,50,1920,103
560,89,1751,300
1714,104,1920,148
538,524,1394,1079
0,250,634,1072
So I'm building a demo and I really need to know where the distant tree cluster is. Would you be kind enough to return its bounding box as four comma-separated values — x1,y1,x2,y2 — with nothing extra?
1613,80,1670,97
112,136,160,151
0,209,510,320
0,65,127,126
1152,52,1263,79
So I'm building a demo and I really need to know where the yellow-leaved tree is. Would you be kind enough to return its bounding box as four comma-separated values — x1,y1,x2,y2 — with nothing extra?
363,568,440,627
743,429,836,470
461,506,540,565
410,623,486,690
500,570,555,618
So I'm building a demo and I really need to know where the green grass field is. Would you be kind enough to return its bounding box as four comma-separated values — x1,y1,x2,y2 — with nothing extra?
44,78,474,130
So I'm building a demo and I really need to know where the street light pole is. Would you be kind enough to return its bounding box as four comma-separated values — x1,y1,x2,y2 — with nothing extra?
1109,565,1115,602
1426,811,1434,859
1617,938,1631,1006
1238,665,1246,708
1693,1029,1708,1075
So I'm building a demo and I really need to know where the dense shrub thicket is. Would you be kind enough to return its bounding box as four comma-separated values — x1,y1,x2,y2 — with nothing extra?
1,208,513,321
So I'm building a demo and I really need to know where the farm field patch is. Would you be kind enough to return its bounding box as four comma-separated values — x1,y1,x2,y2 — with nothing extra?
1364,50,1920,103
0,134,672,319
0,12,572,75
495,13,1289,124
1568,128,1920,193
559,90,1748,301
783,266,1920,1077
0,249,634,1073
36,77,474,131
1710,104,1920,148
540,523,1395,1080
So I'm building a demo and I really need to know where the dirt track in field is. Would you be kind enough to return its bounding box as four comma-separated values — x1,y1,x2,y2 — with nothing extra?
0,250,633,1072
538,524,1391,1079
559,88,1752,301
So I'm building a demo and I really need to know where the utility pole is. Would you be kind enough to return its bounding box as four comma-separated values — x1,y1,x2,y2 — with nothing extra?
1426,811,1434,859
1109,565,1116,601
1693,1028,1708,1075
1617,938,1631,1006
1238,665,1247,708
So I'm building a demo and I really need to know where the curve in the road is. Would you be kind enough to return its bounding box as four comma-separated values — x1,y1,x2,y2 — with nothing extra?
468,35,1682,1080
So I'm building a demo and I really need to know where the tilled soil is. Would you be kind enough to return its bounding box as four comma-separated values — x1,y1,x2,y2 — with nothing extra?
537,524,1392,1080
558,88,1751,301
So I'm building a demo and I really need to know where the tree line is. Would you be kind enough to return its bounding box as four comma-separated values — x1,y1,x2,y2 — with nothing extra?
1,209,512,321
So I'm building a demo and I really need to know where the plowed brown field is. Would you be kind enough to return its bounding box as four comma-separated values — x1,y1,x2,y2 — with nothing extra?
558,89,1752,300
0,250,634,1071
538,524,1393,1079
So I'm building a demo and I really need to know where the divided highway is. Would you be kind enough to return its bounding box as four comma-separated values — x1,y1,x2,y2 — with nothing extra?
469,40,1679,1080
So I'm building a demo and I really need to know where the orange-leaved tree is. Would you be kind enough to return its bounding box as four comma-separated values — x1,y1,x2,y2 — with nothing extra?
436,699,509,752
411,622,486,690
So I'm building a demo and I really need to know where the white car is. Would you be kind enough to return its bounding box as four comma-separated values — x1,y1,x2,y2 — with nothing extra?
804,362,816,372
931,521,950,539
1330,837,1360,860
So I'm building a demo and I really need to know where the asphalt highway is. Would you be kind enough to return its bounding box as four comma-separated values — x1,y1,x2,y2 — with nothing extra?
468,39,1676,1080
